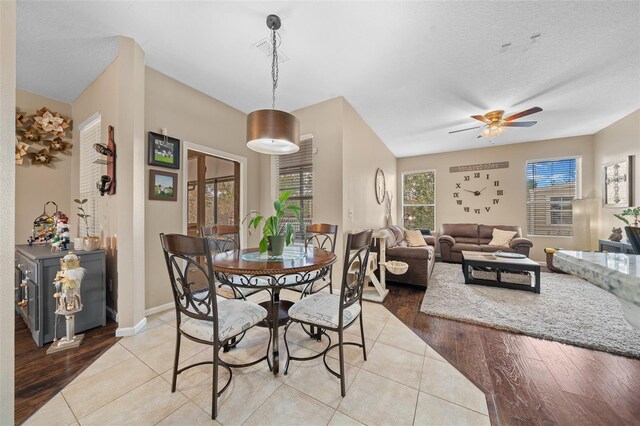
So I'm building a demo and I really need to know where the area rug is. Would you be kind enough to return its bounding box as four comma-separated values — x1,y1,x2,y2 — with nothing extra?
421,263,640,358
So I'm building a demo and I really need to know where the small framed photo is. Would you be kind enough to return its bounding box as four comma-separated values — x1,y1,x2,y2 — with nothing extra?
148,131,180,169
603,156,633,208
149,169,178,201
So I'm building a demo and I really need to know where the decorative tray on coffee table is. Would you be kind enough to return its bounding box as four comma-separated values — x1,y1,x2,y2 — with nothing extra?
493,251,527,259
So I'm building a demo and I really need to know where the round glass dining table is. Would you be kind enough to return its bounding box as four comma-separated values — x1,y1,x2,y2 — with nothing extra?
212,246,336,374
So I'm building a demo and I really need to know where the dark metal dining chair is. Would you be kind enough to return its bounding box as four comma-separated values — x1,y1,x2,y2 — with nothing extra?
283,229,373,397
160,233,269,419
289,223,338,296
201,225,267,301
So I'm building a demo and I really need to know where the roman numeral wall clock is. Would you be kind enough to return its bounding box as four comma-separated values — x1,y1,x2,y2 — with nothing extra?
451,162,508,214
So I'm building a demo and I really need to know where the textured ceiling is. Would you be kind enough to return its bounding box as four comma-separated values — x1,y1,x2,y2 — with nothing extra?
17,1,640,157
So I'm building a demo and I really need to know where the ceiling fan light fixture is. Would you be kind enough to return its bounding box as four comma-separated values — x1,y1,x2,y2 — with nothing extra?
481,124,503,138
246,14,300,155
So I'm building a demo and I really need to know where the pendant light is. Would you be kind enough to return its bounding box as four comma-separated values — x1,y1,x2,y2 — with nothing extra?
246,14,300,155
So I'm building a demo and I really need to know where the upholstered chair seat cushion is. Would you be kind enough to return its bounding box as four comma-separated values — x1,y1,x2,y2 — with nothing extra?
288,292,361,329
290,278,331,294
180,299,267,342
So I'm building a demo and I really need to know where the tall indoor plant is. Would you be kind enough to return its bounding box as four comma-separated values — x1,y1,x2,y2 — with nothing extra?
244,191,300,256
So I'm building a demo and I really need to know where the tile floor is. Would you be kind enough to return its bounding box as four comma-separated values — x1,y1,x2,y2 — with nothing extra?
24,290,489,426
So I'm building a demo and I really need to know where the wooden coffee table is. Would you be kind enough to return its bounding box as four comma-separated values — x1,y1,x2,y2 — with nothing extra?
461,251,541,294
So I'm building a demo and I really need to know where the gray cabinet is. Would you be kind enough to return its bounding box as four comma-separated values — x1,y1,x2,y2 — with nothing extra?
599,239,635,254
15,244,106,347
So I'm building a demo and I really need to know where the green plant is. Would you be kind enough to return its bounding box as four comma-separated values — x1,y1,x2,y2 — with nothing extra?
74,198,91,236
614,207,640,226
244,191,301,253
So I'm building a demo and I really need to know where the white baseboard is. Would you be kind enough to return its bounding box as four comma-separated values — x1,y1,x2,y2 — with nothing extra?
115,317,147,337
145,302,173,316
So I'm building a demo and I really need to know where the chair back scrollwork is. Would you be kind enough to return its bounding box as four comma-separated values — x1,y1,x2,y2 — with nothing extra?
305,223,338,253
160,233,218,340
339,229,373,326
202,225,240,254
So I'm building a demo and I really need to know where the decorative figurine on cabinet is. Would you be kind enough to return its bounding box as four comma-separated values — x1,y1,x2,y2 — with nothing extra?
47,252,85,353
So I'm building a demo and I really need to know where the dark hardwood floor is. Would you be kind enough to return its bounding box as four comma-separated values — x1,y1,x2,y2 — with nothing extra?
383,282,640,426
15,313,119,425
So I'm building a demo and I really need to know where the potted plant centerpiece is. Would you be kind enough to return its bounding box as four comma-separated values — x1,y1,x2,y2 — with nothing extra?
614,207,640,252
75,198,101,250
244,191,300,256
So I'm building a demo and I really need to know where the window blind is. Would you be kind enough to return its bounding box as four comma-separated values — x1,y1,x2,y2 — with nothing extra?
273,138,313,231
526,158,578,237
78,115,102,237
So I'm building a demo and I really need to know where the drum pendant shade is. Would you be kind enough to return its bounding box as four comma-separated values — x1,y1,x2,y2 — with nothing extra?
246,109,300,155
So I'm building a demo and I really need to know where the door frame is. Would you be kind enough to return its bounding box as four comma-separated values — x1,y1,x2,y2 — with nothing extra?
182,141,248,248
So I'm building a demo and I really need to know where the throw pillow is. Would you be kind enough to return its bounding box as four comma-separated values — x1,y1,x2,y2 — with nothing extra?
488,228,517,247
405,229,427,247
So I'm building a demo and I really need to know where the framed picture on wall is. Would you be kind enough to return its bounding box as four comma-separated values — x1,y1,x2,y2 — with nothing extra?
149,169,178,201
148,131,180,169
603,156,633,208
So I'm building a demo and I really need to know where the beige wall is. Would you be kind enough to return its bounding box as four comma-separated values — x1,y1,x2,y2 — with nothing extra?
15,90,72,240
0,1,16,421
145,67,260,309
398,136,596,262
71,52,120,314
71,37,147,331
594,109,640,237
342,99,397,233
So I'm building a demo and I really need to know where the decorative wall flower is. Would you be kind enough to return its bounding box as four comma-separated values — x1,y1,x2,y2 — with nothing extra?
15,138,29,165
44,137,72,153
35,110,65,134
22,126,41,142
16,112,32,128
27,148,56,167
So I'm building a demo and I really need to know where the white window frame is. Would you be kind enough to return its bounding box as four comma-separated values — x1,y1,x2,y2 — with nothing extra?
78,113,102,237
525,156,581,238
401,169,437,231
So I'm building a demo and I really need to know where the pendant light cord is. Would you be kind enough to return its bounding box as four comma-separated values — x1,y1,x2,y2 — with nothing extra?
271,28,279,109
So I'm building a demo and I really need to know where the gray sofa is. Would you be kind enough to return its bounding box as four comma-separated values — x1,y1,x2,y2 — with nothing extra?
375,225,436,287
438,223,533,263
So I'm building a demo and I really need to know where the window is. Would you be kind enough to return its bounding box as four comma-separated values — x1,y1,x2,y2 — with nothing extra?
187,177,235,227
402,171,436,230
526,158,580,236
273,138,313,232
78,114,102,237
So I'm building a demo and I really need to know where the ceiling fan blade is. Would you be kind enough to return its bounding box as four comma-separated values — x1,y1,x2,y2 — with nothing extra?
502,121,537,127
503,107,542,122
449,125,482,134
471,115,491,124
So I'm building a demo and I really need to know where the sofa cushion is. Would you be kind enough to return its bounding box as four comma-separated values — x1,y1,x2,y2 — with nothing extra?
451,243,481,253
379,228,397,248
442,223,479,239
478,225,521,240
387,245,432,260
389,226,406,243
488,229,518,246
405,229,427,247
455,237,480,244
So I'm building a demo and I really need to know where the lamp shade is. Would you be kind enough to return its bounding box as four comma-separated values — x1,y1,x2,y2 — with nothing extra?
246,109,300,155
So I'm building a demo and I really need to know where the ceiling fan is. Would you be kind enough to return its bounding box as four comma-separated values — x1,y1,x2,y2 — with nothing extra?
449,107,543,139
